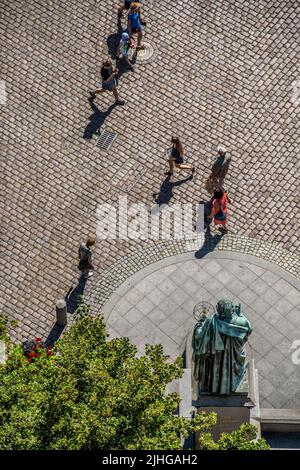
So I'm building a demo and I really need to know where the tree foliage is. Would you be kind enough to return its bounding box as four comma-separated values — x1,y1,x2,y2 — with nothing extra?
0,303,270,450
0,304,215,450
198,423,270,450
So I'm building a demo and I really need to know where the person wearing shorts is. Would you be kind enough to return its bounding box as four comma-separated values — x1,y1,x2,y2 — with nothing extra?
119,0,146,26
127,2,145,49
89,59,125,105
166,136,195,176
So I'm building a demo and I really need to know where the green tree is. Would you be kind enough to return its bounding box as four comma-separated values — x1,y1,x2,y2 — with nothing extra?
198,423,270,450
0,303,216,450
0,303,270,450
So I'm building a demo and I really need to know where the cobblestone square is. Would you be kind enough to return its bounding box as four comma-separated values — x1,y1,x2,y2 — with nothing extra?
1,0,300,412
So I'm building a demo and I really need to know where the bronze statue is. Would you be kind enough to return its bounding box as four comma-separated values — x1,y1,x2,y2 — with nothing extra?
192,299,252,395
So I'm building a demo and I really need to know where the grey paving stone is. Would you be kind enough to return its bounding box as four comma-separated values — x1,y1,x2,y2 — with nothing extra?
171,307,192,327
136,297,156,315
278,357,299,380
256,357,275,376
248,265,266,277
238,288,258,306
135,317,157,337
241,305,260,324
203,260,223,276
284,288,300,307
170,267,190,287
108,316,132,336
192,270,212,285
260,270,281,287
266,389,291,408
250,296,272,315
148,308,168,326
262,288,282,306
263,307,284,327
156,296,181,317
275,317,299,337
271,297,294,317
238,268,259,285
181,261,199,275
148,287,169,306
272,278,295,296
172,326,189,346
123,288,144,306
156,277,177,295
252,338,273,357
259,377,275,399
249,278,269,296
167,287,190,307
182,278,200,295
263,348,285,367
123,307,145,325
276,338,295,358
263,326,285,347
215,269,235,286
159,317,181,335
285,308,300,327
136,278,159,295
114,297,134,316
227,278,247,296
265,368,287,389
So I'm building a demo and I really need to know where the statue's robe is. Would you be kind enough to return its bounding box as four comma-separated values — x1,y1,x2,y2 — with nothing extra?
192,313,252,395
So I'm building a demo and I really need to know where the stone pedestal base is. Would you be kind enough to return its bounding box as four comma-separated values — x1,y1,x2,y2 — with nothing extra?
179,330,261,448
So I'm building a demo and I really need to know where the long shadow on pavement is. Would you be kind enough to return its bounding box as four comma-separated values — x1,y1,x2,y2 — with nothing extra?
153,174,193,206
83,99,117,140
195,224,224,259
65,277,87,314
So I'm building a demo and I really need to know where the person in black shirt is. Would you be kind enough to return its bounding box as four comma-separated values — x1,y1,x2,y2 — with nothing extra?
90,59,125,105
166,136,195,177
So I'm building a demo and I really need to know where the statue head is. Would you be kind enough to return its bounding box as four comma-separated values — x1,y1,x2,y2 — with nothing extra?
216,299,234,320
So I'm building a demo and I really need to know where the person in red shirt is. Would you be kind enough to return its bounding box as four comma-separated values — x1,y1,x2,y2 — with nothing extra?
207,189,229,233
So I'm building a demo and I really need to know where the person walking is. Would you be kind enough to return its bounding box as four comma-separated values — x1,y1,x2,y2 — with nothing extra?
205,146,231,193
78,238,96,279
119,0,147,26
89,59,125,105
207,189,229,233
117,32,134,71
166,136,195,177
127,2,145,49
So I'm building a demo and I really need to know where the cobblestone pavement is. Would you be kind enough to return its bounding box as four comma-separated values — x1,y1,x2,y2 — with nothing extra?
98,251,300,408
1,0,300,345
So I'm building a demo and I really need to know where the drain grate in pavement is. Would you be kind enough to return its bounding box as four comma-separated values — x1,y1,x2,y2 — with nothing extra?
96,130,117,150
110,160,146,192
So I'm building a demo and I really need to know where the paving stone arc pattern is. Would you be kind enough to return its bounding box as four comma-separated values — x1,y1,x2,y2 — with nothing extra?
96,250,300,409
1,1,300,344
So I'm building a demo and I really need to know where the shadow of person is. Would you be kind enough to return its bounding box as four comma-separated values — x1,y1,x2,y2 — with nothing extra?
44,323,65,348
83,98,117,140
107,15,124,60
65,277,88,314
195,222,224,259
153,174,193,206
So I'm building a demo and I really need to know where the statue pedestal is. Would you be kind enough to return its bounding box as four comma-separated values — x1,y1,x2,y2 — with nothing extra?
193,362,255,446
181,331,261,448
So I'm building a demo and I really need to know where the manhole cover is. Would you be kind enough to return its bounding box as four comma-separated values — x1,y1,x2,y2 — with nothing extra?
96,130,117,150
130,42,155,64
110,159,146,192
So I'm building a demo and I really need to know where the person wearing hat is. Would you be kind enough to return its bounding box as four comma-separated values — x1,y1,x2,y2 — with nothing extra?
117,32,134,71
89,59,125,105
127,2,145,49
118,0,146,26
